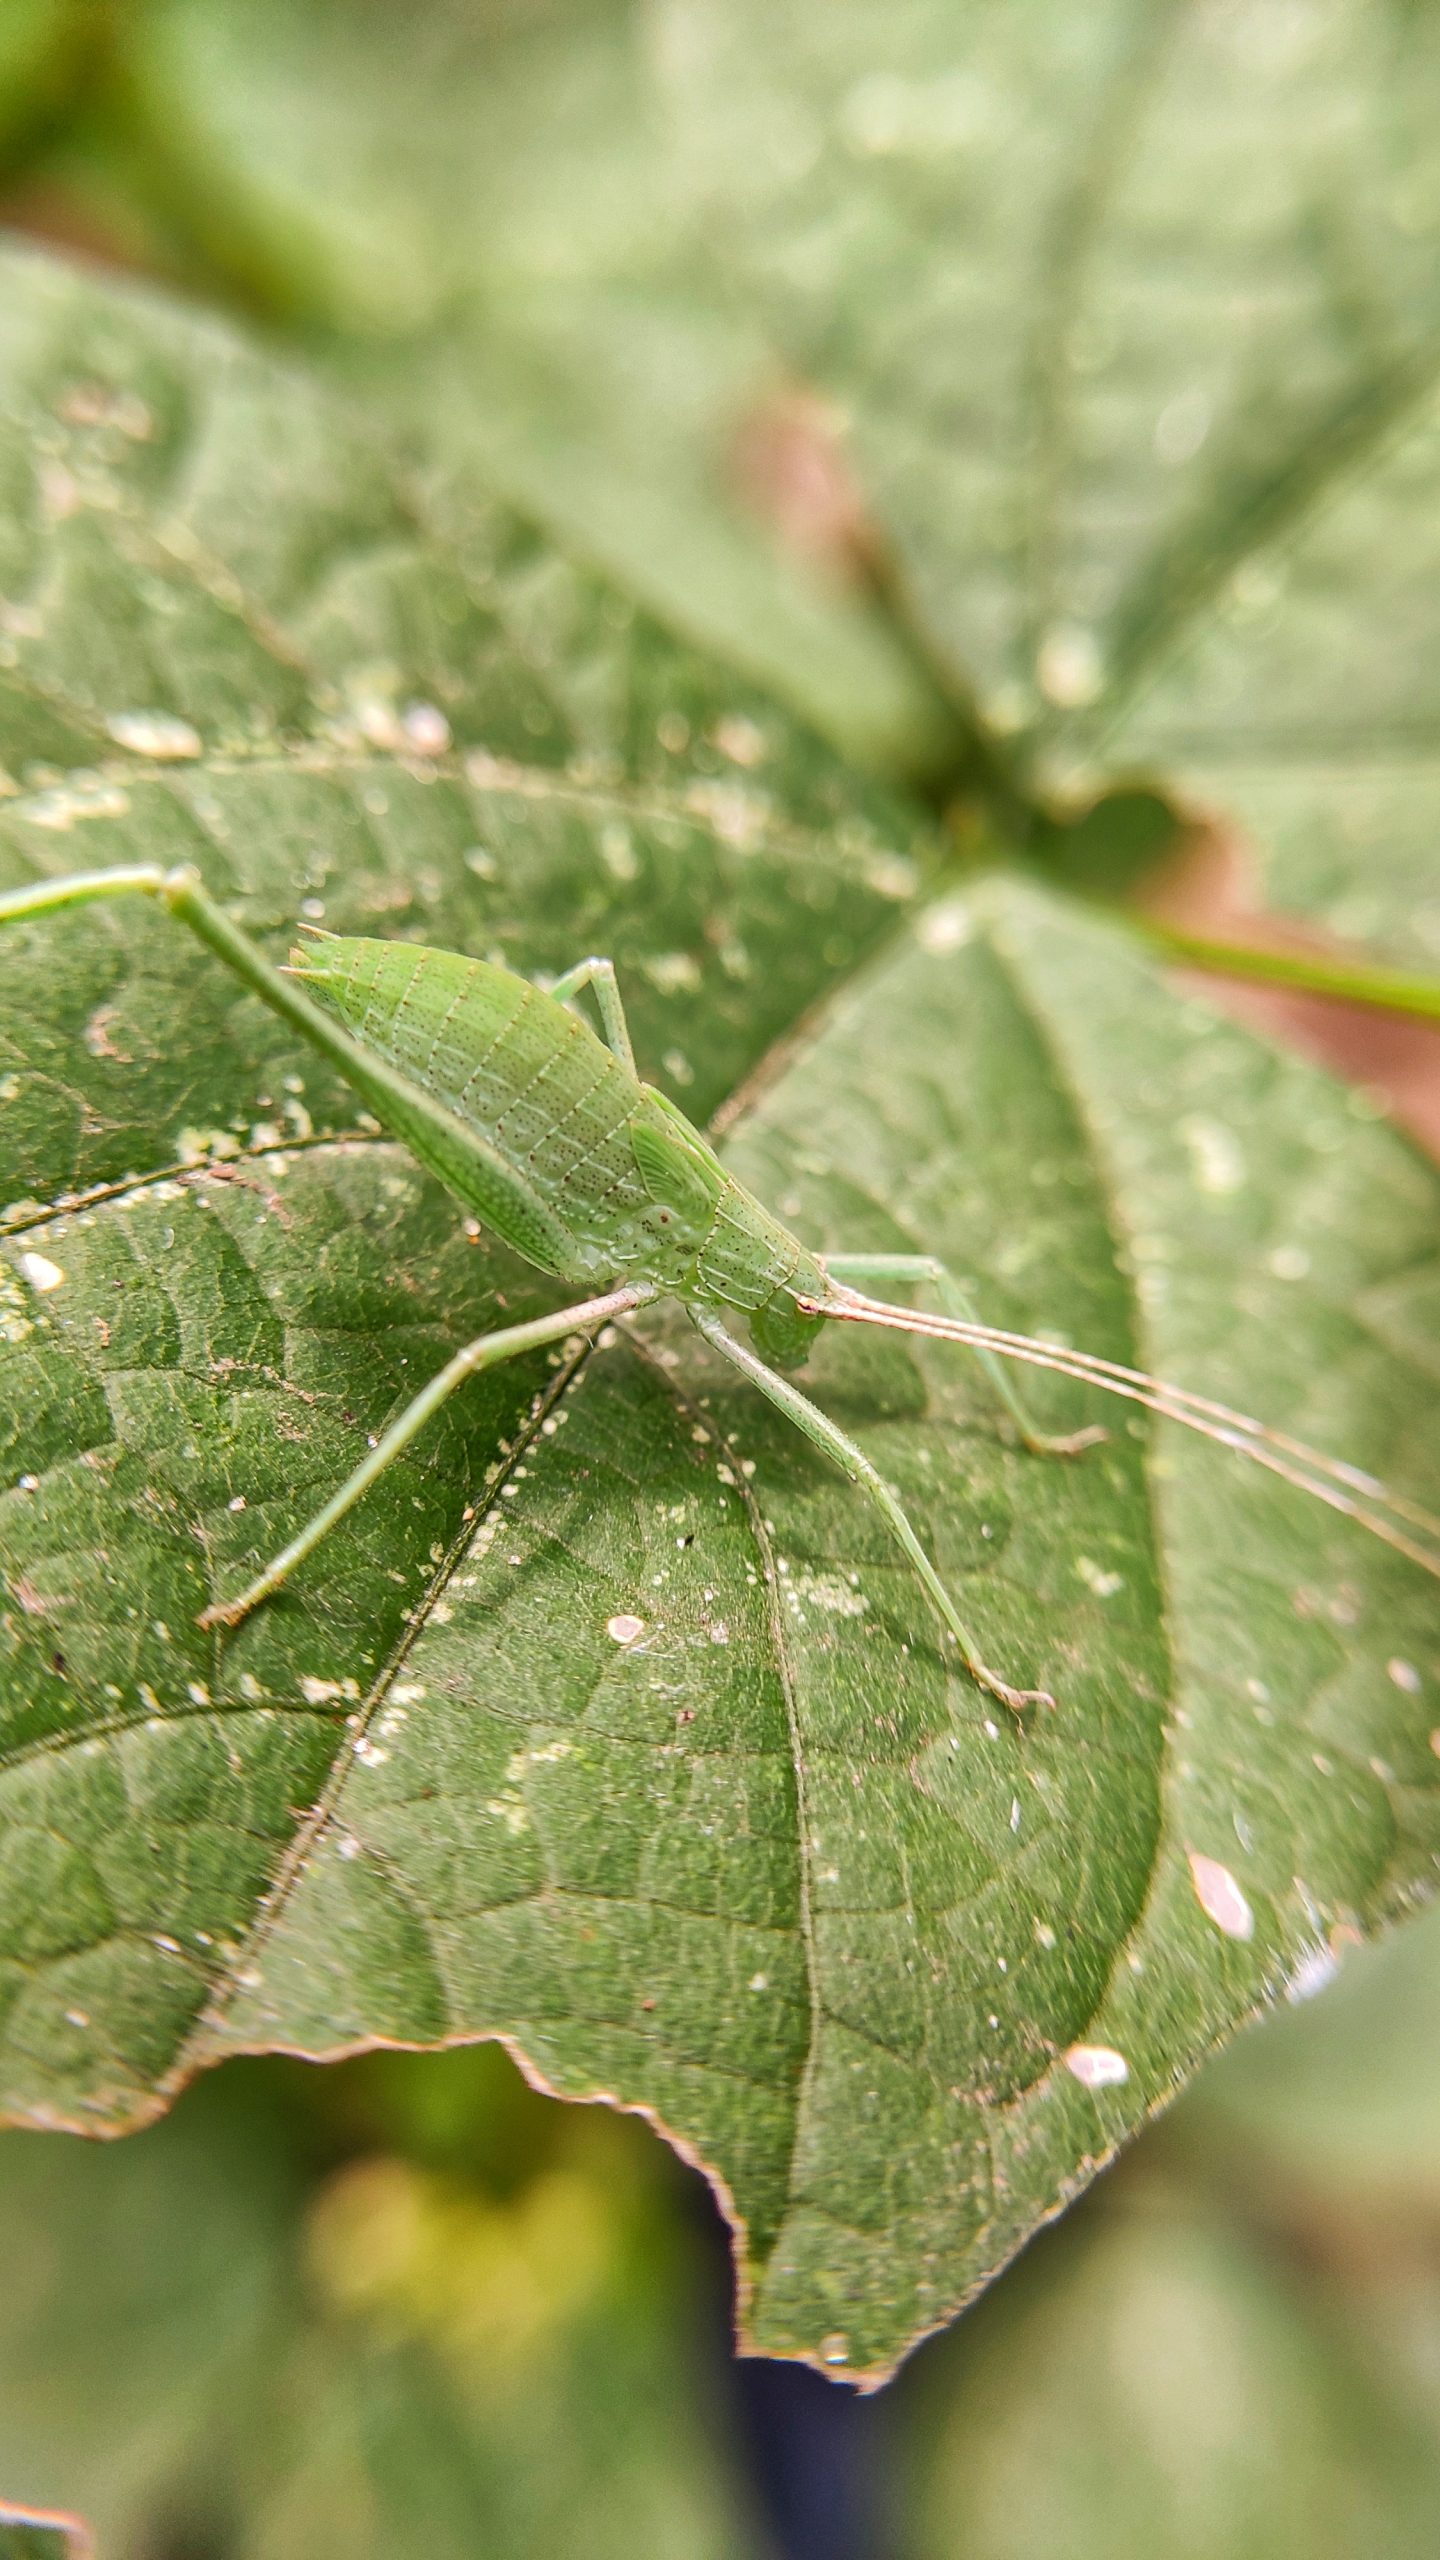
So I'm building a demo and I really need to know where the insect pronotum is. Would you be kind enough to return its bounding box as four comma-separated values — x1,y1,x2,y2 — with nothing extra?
3,863,1437,1714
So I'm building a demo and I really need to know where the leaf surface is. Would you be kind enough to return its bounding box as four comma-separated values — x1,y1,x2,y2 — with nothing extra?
0,2,74,164
660,0,1440,960
0,250,1438,2377
111,0,951,777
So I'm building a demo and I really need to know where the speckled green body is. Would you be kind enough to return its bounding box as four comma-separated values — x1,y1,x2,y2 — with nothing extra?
294,936,830,1362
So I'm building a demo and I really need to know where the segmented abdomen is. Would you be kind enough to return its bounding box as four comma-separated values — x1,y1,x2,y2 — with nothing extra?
296,938,649,1261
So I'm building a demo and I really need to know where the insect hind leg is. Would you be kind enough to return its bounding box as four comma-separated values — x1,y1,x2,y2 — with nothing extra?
690,1304,1053,1717
821,1253,1103,1458
199,1282,650,1631
543,956,636,1076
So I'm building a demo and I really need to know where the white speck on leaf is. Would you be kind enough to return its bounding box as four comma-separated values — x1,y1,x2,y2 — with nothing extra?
1269,1244,1311,1281
1188,1850,1255,1941
1154,387,1213,466
1037,622,1103,706
1388,1658,1422,1694
18,1252,63,1293
299,1675,361,1706
1287,1943,1341,2002
643,950,703,996
795,1571,868,1618
1064,2043,1129,2090
106,709,202,760
1181,1115,1246,1195
402,700,451,754
1076,1555,1123,1598
917,897,973,954
607,1614,645,1645
23,779,131,830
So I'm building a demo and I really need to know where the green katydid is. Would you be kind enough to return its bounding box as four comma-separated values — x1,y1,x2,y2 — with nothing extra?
2,861,1437,1716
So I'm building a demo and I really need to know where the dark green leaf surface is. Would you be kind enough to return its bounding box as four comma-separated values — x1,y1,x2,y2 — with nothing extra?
0,2531,84,2560
0,3,75,167
1,248,1438,2377
661,0,1440,961
0,2522,89,2560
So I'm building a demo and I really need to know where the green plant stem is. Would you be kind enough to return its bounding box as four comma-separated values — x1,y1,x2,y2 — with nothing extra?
1119,914,1440,1024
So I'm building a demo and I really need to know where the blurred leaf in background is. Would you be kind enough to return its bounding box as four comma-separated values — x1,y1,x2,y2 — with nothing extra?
657,0,1440,963
99,0,957,781
902,1900,1440,2560
0,2512,92,2560
0,2048,758,2558
19,0,1440,962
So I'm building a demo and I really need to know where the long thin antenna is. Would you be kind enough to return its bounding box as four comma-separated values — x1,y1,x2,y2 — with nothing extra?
800,1287,1440,1581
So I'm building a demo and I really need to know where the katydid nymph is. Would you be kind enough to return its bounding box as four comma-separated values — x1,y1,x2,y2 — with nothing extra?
3,861,1437,1715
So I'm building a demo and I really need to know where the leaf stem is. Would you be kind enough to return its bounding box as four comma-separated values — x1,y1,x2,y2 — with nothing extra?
1118,914,1440,1024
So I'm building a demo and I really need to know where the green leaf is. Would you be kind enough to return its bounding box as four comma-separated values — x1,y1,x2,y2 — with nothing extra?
107,0,955,779
1189,1888,1440,2199
0,2519,90,2560
0,2525,89,2560
0,2,78,170
1,247,1438,2379
660,0,1440,960
0,2059,745,2555
903,2193,1440,2559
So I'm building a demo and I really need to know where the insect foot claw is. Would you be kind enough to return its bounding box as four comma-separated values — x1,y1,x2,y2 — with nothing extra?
979,1670,1057,1717
197,1595,250,1632
1024,1423,1108,1459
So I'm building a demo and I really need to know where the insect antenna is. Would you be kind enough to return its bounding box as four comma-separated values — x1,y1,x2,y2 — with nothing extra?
800,1288,1440,1582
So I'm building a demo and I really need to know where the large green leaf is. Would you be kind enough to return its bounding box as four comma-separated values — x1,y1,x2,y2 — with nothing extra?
660,0,1440,960
1,248,1438,2377
104,0,952,779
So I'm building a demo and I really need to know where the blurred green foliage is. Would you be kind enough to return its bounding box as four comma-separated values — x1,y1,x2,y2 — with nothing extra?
1,3,1440,2551
6,1906,1440,2553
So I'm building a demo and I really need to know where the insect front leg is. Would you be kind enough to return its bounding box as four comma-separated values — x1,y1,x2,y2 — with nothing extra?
543,956,636,1076
200,1282,652,1630
821,1254,1104,1457
689,1305,1053,1717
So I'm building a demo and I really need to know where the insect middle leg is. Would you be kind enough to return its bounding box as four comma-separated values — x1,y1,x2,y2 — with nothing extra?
545,956,636,1075
200,1281,651,1631
689,1305,1053,1716
821,1253,1104,1457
